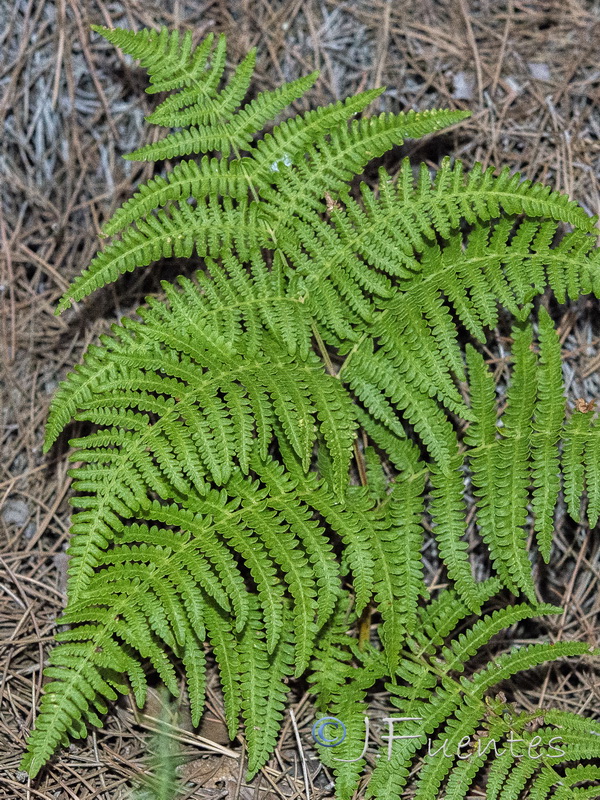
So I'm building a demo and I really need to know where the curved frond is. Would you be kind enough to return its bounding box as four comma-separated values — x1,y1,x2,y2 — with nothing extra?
55,199,264,314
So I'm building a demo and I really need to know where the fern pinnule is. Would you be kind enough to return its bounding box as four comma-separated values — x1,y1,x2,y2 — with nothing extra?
362,444,389,502
493,322,538,600
368,464,427,672
562,402,596,522
464,341,534,599
428,453,481,612
562,397,600,528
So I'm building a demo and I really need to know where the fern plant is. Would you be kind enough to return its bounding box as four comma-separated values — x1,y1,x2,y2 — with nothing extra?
311,580,600,800
21,24,600,793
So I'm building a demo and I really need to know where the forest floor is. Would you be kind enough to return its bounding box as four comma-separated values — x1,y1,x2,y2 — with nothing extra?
2,0,600,797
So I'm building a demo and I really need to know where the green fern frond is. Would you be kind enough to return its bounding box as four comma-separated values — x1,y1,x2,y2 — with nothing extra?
26,26,600,788
102,89,384,239
584,415,600,528
239,596,295,778
563,400,599,524
493,322,538,600
146,47,257,126
533,765,600,800
249,453,342,628
465,336,536,600
203,600,241,738
369,642,597,800
369,464,428,672
49,272,351,494
310,638,386,800
21,594,163,778
408,579,503,657
101,158,253,236
424,157,597,232
130,689,184,800
55,198,264,313
249,88,383,175
309,587,598,800
429,453,481,611
261,109,472,241
531,306,565,559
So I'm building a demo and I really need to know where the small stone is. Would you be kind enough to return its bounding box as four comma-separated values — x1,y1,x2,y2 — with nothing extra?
528,62,551,81
1,498,29,527
23,522,36,540
452,71,475,100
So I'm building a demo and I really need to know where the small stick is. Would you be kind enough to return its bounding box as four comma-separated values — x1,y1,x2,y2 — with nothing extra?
289,707,311,800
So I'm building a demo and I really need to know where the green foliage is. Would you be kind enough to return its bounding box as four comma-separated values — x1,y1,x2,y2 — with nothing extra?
131,689,183,800
309,585,599,800
23,24,600,794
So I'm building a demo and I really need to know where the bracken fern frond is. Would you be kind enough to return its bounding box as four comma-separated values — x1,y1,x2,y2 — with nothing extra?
23,25,600,791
